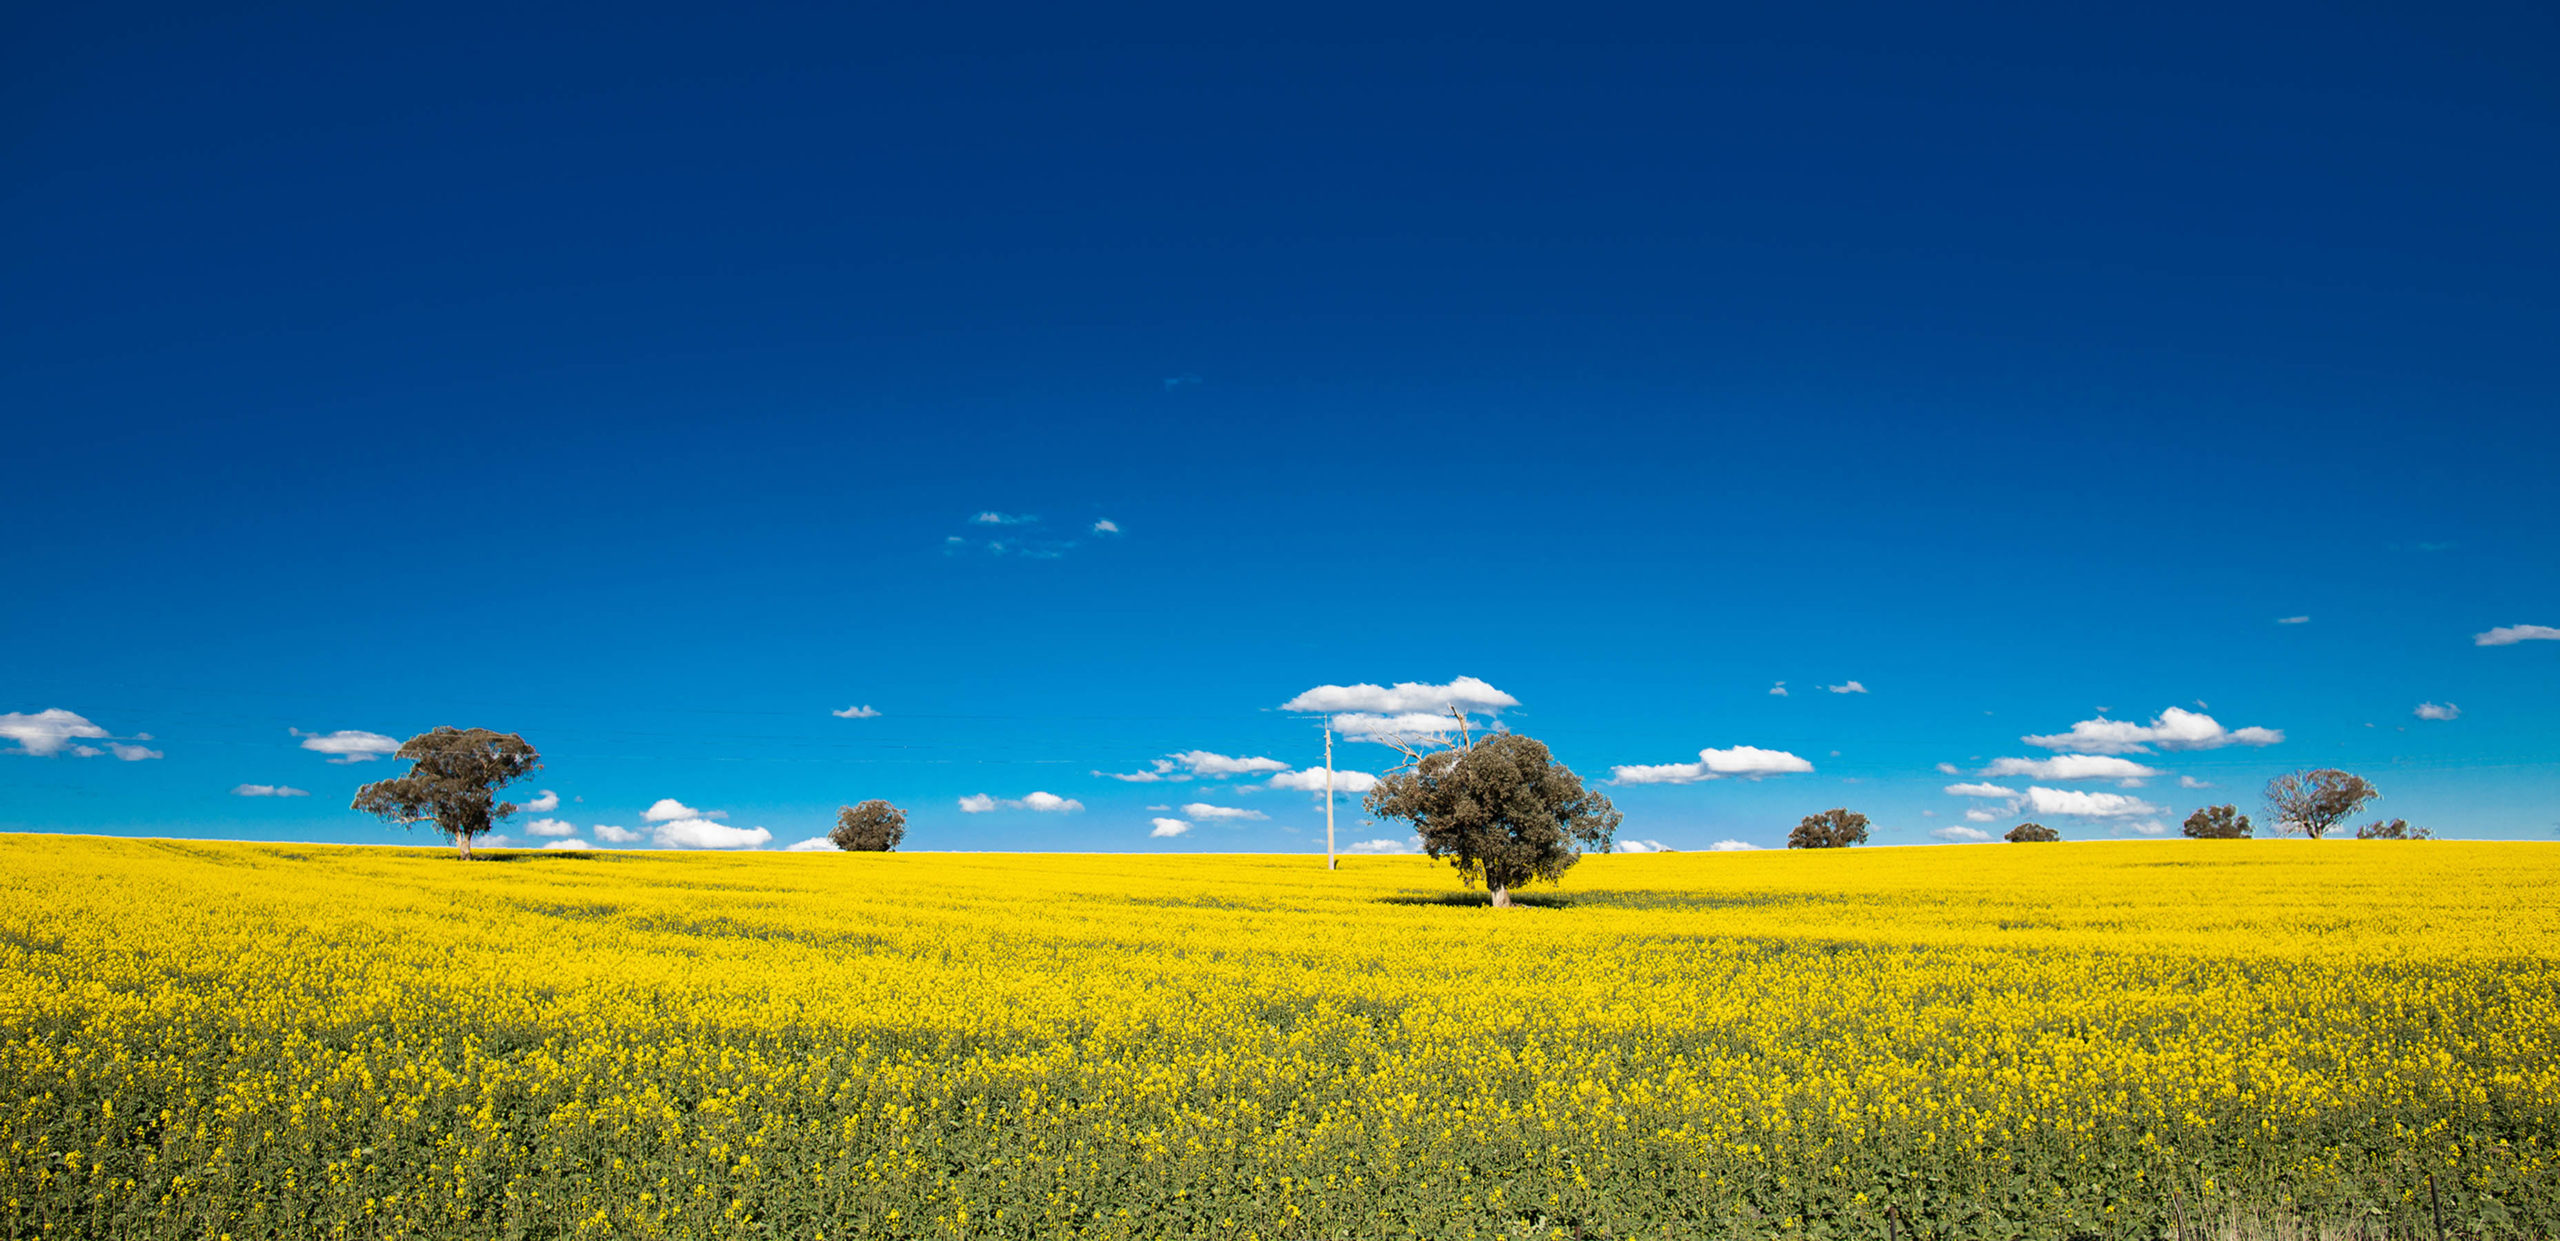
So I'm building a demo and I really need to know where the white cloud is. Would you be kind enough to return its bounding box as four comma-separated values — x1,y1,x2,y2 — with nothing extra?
2277,616,2310,624
1282,676,1518,716
1615,839,1670,853
522,790,559,812
481,835,512,847
592,824,640,844
1935,762,1961,775
1964,808,2000,823
642,798,724,822
2414,702,2461,721
1098,750,1288,781
524,817,578,837
1826,680,1868,694
832,705,881,719
2122,820,2171,837
2022,707,2282,755
1,709,111,756
973,511,1036,525
2024,786,2162,819
1943,782,2018,798
1180,802,1266,822
2179,775,2214,789
108,743,162,761
1769,681,1789,696
1985,754,2161,781
1092,519,1121,534
1149,818,1190,838
1268,767,1379,793
1348,837,1423,854
652,818,773,849
542,839,590,850
1097,759,1182,782
786,837,837,852
1329,712,1472,744
959,792,1085,813
1931,826,1993,842
1610,745,1814,785
2475,624,2560,646
292,728,401,763
231,784,310,797
1709,839,1758,852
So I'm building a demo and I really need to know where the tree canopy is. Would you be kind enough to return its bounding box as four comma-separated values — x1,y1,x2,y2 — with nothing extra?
2354,817,2431,840
1363,731,1618,907
2004,822,2060,843
1787,808,1868,849
2182,804,2252,839
349,727,540,860
2264,769,2377,840
830,800,908,851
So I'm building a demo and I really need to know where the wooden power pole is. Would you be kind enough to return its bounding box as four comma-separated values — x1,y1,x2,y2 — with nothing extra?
1324,720,1337,870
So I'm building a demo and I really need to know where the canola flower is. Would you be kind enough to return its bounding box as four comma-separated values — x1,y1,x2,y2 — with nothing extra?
1,835,2553,1239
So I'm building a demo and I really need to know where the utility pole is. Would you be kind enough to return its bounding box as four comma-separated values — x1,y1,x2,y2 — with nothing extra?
1324,719,1337,870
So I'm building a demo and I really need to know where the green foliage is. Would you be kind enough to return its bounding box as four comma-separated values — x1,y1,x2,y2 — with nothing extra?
348,727,540,859
829,800,908,851
2355,817,2431,840
1363,732,1618,905
2264,769,2378,839
1788,808,1868,849
2004,821,2060,843
2183,804,2251,839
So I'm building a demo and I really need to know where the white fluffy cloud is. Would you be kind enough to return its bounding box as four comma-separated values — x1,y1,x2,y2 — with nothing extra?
642,798,724,822
1348,837,1423,854
524,817,578,837
1328,712,1475,744
2179,775,2214,789
1180,802,1266,822
786,837,837,852
1268,767,1379,793
1709,839,1758,852
1931,826,1993,842
592,824,641,844
1149,818,1190,838
652,818,773,849
832,705,881,719
231,784,310,797
522,790,560,812
1610,745,1814,785
1826,680,1868,694
973,511,1036,525
1,709,111,756
2025,786,2162,819
1964,808,2000,823
1984,754,2161,781
2022,707,2281,755
1092,519,1121,534
293,728,401,763
1943,782,2018,798
2414,702,2461,721
542,839,590,850
1282,676,1517,716
1615,839,1670,853
1769,681,1789,696
1097,750,1289,781
2475,624,2560,646
958,791,1085,813
108,743,162,761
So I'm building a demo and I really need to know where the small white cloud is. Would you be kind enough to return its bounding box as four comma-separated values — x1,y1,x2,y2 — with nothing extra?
1611,745,1814,785
1615,839,1669,853
524,817,578,837
2414,702,2461,721
481,835,512,847
1964,808,1999,823
1826,680,1868,694
1932,826,1993,842
1172,750,1288,777
0,708,111,756
1180,802,1266,822
2025,786,2162,819
652,818,773,849
786,836,837,852
1268,767,1379,793
642,798,724,822
1985,754,2161,781
231,784,311,798
542,839,590,850
2122,820,2171,837
1092,519,1121,535
1944,782,2018,798
1329,712,1475,744
2179,775,2214,789
1348,836,1423,854
522,790,560,812
592,824,640,843
109,743,162,761
292,728,401,763
1709,839,1757,852
2022,707,2281,755
1935,762,1961,775
973,511,1037,525
1769,681,1789,696
959,792,1085,814
2474,625,2560,646
1283,676,1518,716
831,705,882,719
2277,616,2310,625
1149,817,1190,838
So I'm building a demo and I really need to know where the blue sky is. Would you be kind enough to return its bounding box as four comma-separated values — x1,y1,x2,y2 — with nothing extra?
6,1,2556,853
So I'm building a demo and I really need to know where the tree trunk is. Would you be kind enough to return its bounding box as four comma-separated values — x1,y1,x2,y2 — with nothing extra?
1489,884,1512,908
456,833,473,861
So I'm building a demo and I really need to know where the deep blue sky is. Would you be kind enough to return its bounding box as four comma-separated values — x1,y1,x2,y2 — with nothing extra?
7,1,2556,852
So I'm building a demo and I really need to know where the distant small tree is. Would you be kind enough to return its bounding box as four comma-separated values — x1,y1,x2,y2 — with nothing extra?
829,800,908,851
1364,730,1619,908
2354,817,2432,840
350,727,540,860
2182,804,2252,839
2264,769,2377,840
2004,822,2060,843
1788,809,1869,849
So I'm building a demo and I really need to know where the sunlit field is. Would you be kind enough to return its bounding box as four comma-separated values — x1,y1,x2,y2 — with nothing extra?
3,836,2553,1240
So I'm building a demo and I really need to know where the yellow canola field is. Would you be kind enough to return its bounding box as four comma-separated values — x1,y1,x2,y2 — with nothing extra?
2,835,2555,1240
